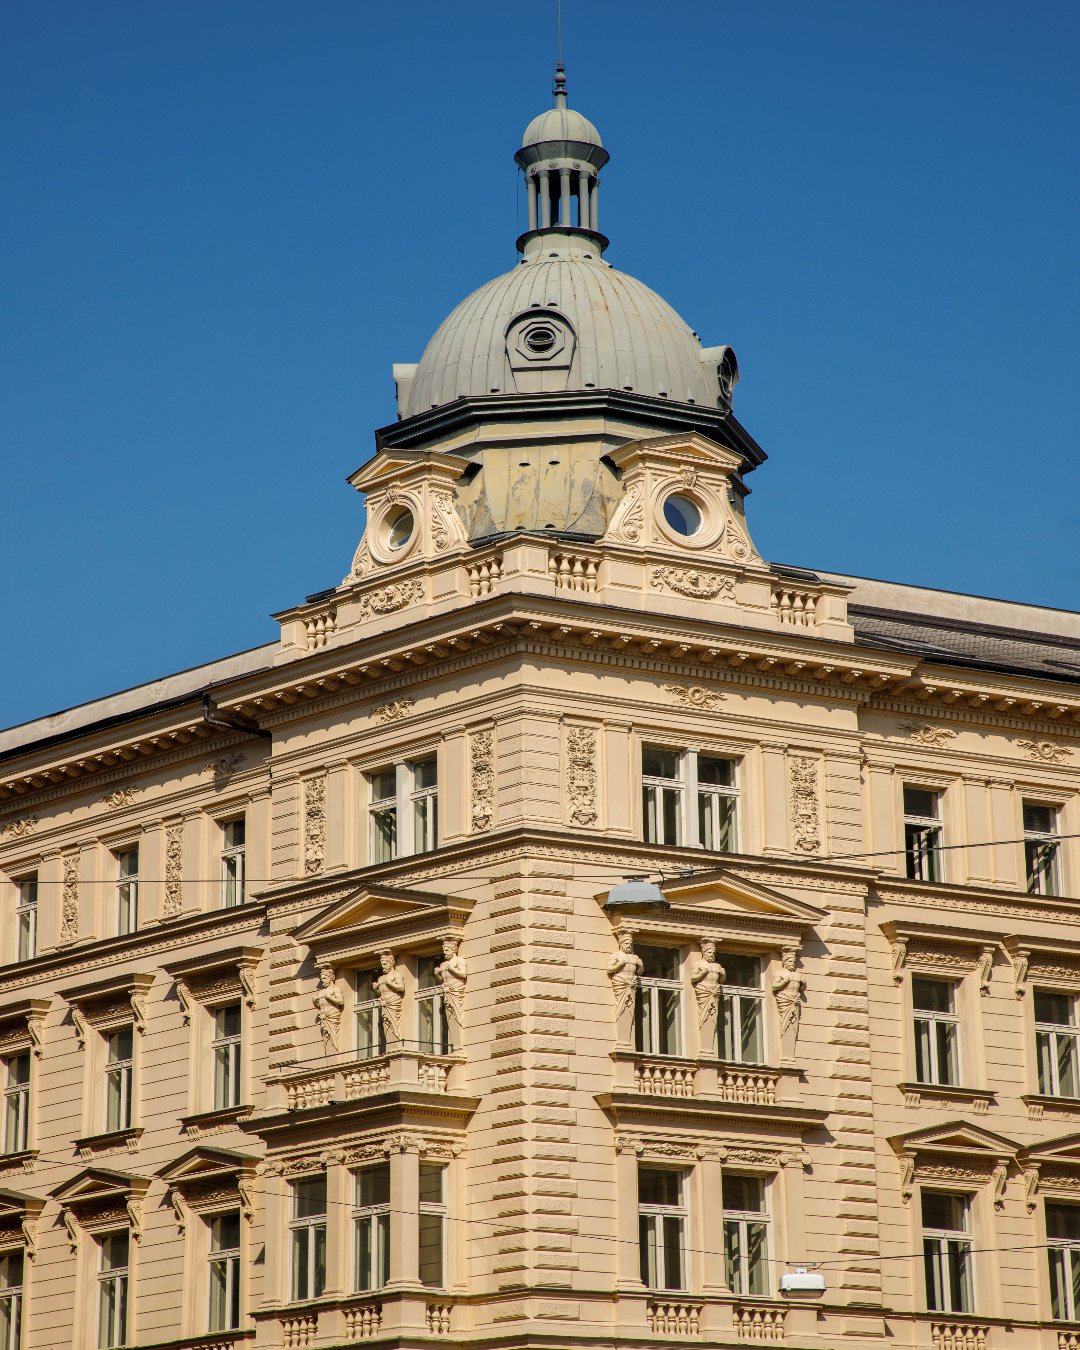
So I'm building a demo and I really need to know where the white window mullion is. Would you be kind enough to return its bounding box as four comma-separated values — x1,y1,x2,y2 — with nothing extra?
684,751,700,848
397,763,414,858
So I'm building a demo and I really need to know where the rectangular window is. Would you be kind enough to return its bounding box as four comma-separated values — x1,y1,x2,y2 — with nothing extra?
913,978,960,1086
1025,802,1061,897
722,1174,770,1297
419,1163,446,1288
0,1252,22,1350
642,747,738,851
115,847,139,936
212,1003,242,1110
2,1054,29,1155
1035,991,1080,1098
1047,1202,1080,1321
290,1177,327,1302
104,1027,134,1133
368,759,439,863
719,955,766,1064
634,946,682,1057
15,877,36,963
416,956,449,1055
355,969,387,1058
97,1231,129,1349
353,1163,390,1292
208,1211,241,1332
904,787,942,882
638,1167,686,1291
220,818,246,908
922,1191,973,1314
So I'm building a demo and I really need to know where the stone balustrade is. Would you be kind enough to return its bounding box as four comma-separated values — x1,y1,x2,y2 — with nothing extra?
733,1304,786,1342
280,1312,318,1348
931,1322,990,1350
304,608,337,650
344,1302,383,1339
716,1066,780,1105
770,586,819,628
467,555,502,596
633,1059,697,1098
646,1301,702,1336
272,1046,461,1112
548,551,599,592
1059,1332,1080,1350
426,1303,453,1335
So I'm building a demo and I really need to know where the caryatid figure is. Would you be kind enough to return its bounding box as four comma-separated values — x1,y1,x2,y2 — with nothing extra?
312,965,345,1053
690,938,726,1047
772,947,806,1052
436,937,468,1041
606,930,644,1044
375,950,406,1042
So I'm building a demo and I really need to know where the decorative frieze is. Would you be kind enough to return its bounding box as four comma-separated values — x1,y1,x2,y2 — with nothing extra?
162,822,183,919
372,697,414,723
650,565,734,600
0,816,37,840
565,727,598,826
470,730,494,832
303,775,327,876
788,756,820,853
358,578,423,619
1018,738,1072,763
664,683,725,711
60,851,80,944
205,753,244,789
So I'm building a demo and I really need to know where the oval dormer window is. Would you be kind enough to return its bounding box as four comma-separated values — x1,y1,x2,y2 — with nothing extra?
386,507,414,551
662,494,702,538
524,325,557,354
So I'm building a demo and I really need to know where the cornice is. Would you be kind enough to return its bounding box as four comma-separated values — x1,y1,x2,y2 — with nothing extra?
241,1091,480,1146
595,1091,826,1133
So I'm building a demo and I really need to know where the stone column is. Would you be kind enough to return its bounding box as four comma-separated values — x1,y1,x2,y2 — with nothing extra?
387,1142,419,1288
559,169,571,226
538,172,551,228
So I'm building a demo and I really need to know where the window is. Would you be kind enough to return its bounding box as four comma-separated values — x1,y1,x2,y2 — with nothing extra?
638,1167,686,1290
104,1027,134,1133
353,1163,390,1292
115,848,138,935
2,1054,29,1155
416,957,449,1055
719,955,765,1065
355,968,387,1058
642,747,738,851
1025,802,1061,897
904,787,942,882
419,1163,447,1288
208,1211,241,1332
212,1003,242,1110
634,946,682,1057
1047,1202,1080,1320
1035,991,1080,1098
722,1174,769,1296
922,1191,973,1314
290,1177,327,1302
15,877,36,963
368,758,439,863
913,978,960,1087
0,1252,22,1350
97,1231,129,1349
221,818,246,908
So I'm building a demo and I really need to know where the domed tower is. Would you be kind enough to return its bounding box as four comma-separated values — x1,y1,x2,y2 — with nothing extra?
365,67,764,548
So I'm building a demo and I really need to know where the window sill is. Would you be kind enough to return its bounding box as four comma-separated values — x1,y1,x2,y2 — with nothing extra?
74,1126,142,1157
180,1104,254,1138
1023,1092,1080,1121
0,1148,37,1176
900,1082,996,1112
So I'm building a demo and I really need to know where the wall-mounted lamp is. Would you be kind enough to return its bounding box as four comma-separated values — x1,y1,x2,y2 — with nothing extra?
779,1267,826,1296
602,875,670,916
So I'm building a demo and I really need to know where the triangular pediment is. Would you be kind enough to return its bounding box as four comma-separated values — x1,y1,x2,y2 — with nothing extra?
658,870,826,925
890,1120,1020,1158
293,883,466,945
608,432,743,476
349,448,465,494
50,1167,148,1206
1019,1132,1080,1166
0,1187,42,1221
157,1147,256,1187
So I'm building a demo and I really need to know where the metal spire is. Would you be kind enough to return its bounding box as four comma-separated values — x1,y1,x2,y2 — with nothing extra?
553,0,567,107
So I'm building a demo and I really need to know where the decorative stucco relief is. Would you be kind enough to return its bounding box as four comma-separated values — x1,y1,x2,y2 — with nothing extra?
1018,739,1072,764
606,482,644,543
162,823,183,919
358,578,423,619
566,727,598,826
772,947,806,1046
788,756,821,853
470,731,494,832
650,566,734,601
1,816,37,840
60,852,80,944
99,786,140,809
607,929,643,1045
373,697,414,724
375,952,405,1041
900,723,957,748
690,938,724,1027
312,966,344,1053
664,684,725,711
205,753,245,790
304,775,327,876
430,490,466,552
436,938,467,1035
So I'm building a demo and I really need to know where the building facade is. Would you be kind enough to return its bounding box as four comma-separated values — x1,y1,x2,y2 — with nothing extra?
3,66,1080,1350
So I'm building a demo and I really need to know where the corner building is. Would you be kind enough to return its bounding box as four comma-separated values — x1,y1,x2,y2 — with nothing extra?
4,67,1080,1350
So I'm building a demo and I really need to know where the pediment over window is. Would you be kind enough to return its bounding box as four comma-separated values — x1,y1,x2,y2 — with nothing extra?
156,1147,256,1229
890,1120,1019,1159
49,1167,149,1246
59,971,154,1046
292,883,473,965
599,868,823,947
0,998,50,1059
162,945,261,1022
889,1120,1020,1208
0,1187,44,1258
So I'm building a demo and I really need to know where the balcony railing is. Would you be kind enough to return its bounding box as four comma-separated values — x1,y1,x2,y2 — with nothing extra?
615,1051,788,1107
269,1044,462,1113
646,1301,702,1336
733,1304,786,1342
931,1322,990,1350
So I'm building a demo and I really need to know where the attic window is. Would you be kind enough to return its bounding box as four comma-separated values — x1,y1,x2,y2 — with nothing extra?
524,325,557,354
662,494,702,538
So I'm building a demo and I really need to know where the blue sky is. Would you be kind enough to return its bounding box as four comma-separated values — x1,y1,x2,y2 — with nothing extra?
2,1,1079,729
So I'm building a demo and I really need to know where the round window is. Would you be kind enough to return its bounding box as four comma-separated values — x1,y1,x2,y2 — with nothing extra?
385,507,414,550
524,325,557,353
663,493,702,537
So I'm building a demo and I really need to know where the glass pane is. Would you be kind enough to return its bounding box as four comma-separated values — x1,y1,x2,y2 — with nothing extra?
1059,1034,1080,1098
216,1003,242,1039
724,956,762,989
1049,1246,1069,1320
313,1224,326,1298
698,756,734,787
372,807,397,862
723,1174,764,1213
357,1163,390,1207
904,787,938,818
746,1220,769,1295
117,848,138,878
638,1168,680,1207
1024,802,1056,833
222,852,243,906
370,770,396,802
224,818,246,848
661,1214,684,1289
661,785,681,845
724,1218,741,1293
658,988,681,1056
209,1257,230,1330
419,1210,444,1286
355,969,378,1002
212,1212,241,1252
914,1017,932,1084
924,1239,945,1312
635,990,652,1053
414,795,436,852
102,1232,129,1272
739,998,764,1064
0,1254,22,1292
294,1178,327,1219
912,979,953,1014
1038,1030,1055,1095
417,956,439,990
412,758,437,791
8,1056,29,1088
643,747,680,780
1037,992,1075,1026
214,1044,238,1108
419,1163,444,1205
937,1021,959,1086
1072,1248,1080,1324
638,946,679,981
948,1239,972,1313
0,1291,18,1350
291,1226,310,1301
1047,1203,1080,1241
922,1191,966,1232
639,1214,657,1287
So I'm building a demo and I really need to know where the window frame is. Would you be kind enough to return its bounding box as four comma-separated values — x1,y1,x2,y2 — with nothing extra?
1034,989,1080,1099
220,817,246,909
912,976,961,1088
419,1161,447,1289
352,1162,391,1293
903,785,943,883
722,1173,771,1297
289,1176,327,1303
1,1052,30,1156
0,1250,22,1350
14,876,36,963
367,756,439,863
641,744,739,852
103,1025,134,1134
1024,800,1062,898
114,846,139,936
354,967,387,1059
415,955,449,1056
637,1165,687,1292
1046,1200,1080,1321
96,1229,130,1349
211,1002,243,1111
634,945,683,1058
718,954,767,1066
207,1209,242,1333
921,1189,974,1315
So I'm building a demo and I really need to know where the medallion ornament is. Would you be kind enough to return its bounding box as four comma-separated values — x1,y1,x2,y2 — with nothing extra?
664,684,725,711
373,698,415,724
1,817,37,840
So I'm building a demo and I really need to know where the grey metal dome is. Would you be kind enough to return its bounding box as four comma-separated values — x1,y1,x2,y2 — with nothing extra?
521,104,603,149
402,235,722,415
